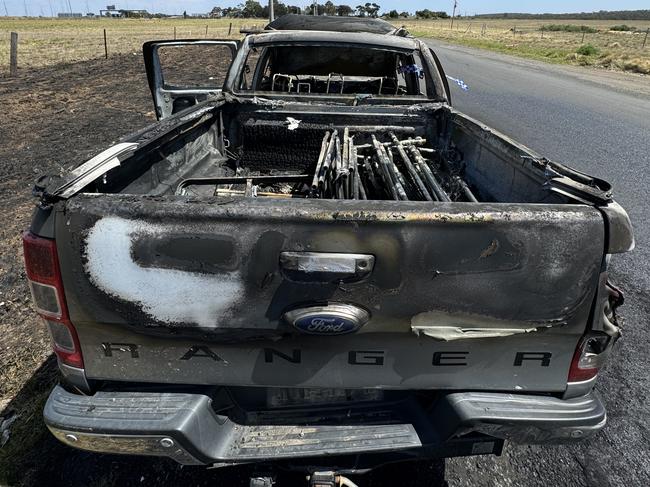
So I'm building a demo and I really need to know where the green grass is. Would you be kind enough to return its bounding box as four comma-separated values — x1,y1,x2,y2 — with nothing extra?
410,29,573,64
576,43,600,56
540,24,598,33
610,24,636,31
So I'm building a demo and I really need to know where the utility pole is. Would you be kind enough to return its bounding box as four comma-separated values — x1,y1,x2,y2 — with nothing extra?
450,0,457,29
48,1,54,17
23,0,28,16
3,1,9,16
269,0,274,22
313,0,318,16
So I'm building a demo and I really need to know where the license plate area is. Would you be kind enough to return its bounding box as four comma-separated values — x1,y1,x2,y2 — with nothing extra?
266,388,384,408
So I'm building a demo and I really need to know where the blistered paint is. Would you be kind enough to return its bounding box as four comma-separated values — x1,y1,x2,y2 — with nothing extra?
411,309,552,341
84,216,242,327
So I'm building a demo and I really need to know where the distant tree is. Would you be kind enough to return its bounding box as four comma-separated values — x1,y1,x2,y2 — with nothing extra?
399,11,409,18
240,0,265,17
336,4,353,16
355,5,366,17
263,0,289,17
287,5,301,13
415,9,448,19
322,1,335,15
222,6,243,17
305,3,326,15
183,10,187,18
364,2,380,18
387,9,398,18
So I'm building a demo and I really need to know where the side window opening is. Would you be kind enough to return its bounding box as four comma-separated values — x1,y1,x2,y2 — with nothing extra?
158,44,234,89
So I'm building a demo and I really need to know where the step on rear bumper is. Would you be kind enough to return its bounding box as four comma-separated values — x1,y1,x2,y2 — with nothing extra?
44,385,606,465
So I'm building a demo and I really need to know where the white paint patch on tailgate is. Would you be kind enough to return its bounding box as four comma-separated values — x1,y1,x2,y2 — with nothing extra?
84,216,242,327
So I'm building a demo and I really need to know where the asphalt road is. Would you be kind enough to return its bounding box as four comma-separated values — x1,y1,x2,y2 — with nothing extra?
427,41,650,486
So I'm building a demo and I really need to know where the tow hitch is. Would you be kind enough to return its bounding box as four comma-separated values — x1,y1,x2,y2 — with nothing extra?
249,471,361,487
308,471,360,487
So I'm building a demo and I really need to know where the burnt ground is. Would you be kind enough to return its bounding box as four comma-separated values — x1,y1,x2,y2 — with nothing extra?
0,54,447,487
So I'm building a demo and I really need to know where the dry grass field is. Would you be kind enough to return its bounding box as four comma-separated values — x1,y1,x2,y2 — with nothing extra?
405,18,650,74
1,17,649,76
0,17,253,73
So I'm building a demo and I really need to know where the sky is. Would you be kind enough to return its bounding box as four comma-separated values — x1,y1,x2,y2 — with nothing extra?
2,1,648,17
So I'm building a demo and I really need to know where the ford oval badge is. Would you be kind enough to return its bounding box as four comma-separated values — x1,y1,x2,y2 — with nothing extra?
283,303,370,335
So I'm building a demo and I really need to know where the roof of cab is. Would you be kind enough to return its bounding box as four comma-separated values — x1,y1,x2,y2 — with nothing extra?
248,30,419,51
265,14,399,34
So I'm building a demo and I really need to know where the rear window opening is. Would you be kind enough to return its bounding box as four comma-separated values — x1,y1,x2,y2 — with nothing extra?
238,45,430,97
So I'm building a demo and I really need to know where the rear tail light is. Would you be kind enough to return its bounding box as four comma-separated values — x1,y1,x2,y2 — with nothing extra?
568,333,611,383
23,231,83,368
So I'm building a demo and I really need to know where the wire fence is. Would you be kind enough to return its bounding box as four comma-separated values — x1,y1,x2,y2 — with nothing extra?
0,19,260,76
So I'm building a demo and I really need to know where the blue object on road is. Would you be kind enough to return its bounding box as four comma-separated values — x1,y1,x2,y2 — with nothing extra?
446,75,469,91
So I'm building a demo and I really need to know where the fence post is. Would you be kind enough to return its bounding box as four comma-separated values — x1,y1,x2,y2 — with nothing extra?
10,32,18,77
228,22,232,36
643,28,649,49
174,26,176,40
205,24,208,37
581,31,586,43
103,29,108,59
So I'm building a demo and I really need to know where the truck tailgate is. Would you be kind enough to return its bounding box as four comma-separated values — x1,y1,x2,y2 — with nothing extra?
55,195,605,392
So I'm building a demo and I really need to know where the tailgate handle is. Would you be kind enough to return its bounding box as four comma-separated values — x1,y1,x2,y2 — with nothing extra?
279,252,375,283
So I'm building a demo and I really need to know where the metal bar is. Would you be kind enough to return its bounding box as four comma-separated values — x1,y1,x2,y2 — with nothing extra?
354,137,426,150
341,125,416,134
455,176,479,202
339,127,350,199
370,137,399,200
244,178,254,197
318,129,338,194
389,132,432,201
372,135,408,200
363,156,382,198
311,131,331,192
384,144,410,200
214,189,304,198
358,170,367,200
333,134,342,199
177,174,310,194
350,141,358,200
407,145,451,202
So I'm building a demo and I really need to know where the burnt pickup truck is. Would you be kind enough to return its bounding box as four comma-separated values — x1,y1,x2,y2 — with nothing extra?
24,15,633,482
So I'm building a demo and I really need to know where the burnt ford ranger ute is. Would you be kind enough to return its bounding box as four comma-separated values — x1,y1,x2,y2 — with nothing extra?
23,15,634,482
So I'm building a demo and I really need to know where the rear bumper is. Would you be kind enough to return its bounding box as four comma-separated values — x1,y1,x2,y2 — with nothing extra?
44,386,605,466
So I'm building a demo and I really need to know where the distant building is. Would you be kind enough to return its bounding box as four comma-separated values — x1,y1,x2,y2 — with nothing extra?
99,8,150,18
57,12,83,18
